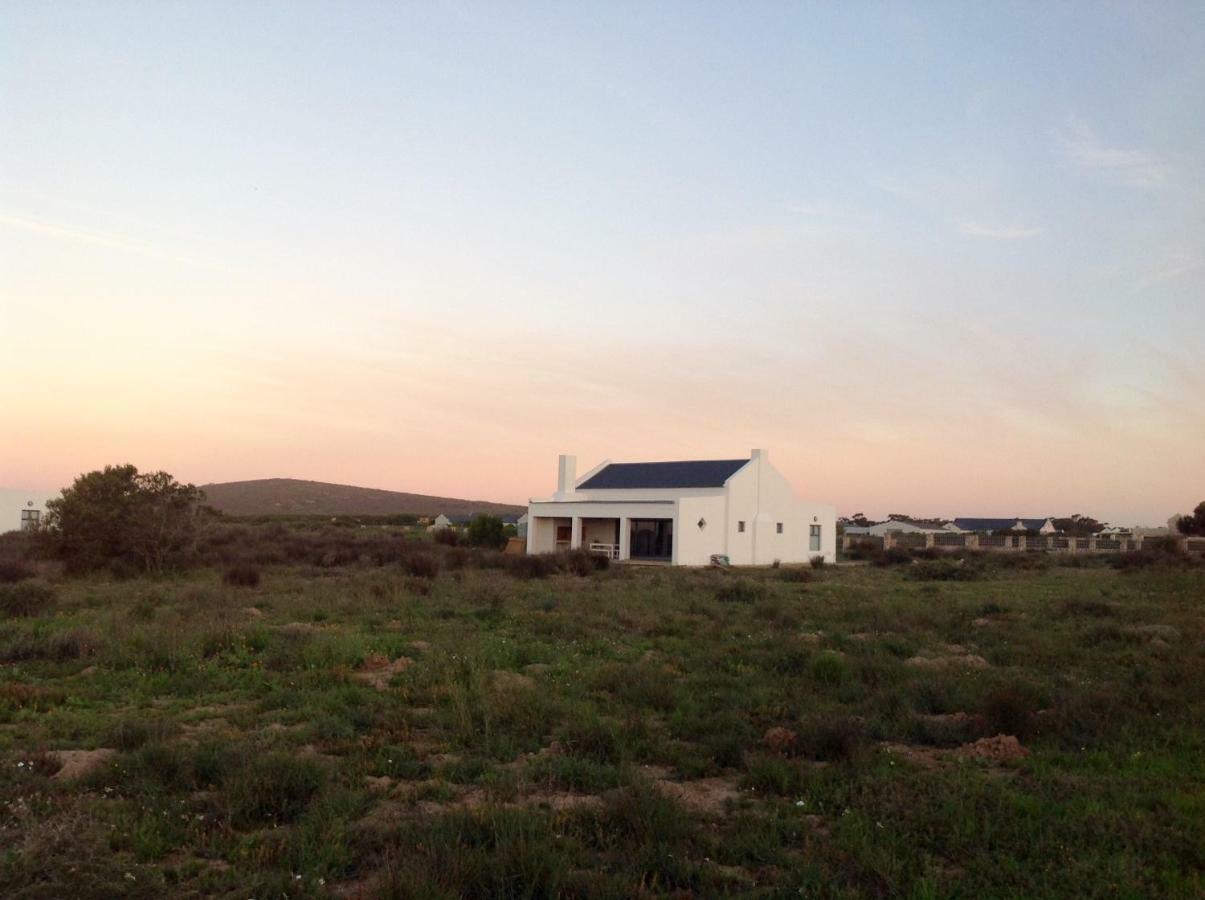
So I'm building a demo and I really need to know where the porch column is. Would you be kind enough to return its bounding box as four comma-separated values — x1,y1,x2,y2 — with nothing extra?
570,516,582,550
618,516,630,560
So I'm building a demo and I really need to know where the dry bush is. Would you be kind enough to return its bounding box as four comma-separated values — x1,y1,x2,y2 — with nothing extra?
0,582,57,618
222,562,261,588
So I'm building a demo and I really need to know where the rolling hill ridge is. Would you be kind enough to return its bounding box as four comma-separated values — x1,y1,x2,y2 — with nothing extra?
199,478,524,519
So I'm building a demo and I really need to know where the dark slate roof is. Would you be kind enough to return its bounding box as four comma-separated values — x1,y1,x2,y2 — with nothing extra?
578,459,749,490
953,517,1049,532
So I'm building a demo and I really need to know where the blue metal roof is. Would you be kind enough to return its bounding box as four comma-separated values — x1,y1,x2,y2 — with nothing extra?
578,459,749,490
953,517,1049,532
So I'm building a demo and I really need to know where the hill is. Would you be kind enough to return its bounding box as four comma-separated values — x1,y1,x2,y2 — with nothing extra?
199,478,524,519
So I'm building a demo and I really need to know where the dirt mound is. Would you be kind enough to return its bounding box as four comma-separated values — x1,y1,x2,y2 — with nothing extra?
352,655,414,691
955,734,1029,763
763,726,799,755
654,776,743,815
906,652,989,670
50,748,117,781
491,669,535,691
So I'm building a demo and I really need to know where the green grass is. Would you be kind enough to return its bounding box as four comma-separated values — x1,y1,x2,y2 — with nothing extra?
0,547,1201,897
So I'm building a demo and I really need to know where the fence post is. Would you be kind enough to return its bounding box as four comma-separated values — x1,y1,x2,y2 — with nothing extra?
925,533,934,549
966,533,978,551
883,533,894,551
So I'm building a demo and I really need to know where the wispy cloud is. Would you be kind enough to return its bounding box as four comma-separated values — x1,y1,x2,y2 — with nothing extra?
1058,115,1173,188
0,212,207,267
957,220,1042,240
1141,250,1204,285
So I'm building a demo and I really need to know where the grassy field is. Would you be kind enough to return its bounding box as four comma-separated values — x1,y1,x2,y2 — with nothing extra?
0,536,1201,898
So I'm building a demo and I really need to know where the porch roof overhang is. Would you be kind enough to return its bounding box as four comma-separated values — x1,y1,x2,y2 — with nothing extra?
528,499,675,519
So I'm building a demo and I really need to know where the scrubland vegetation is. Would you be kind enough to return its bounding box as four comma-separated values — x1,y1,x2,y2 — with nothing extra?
0,522,1201,898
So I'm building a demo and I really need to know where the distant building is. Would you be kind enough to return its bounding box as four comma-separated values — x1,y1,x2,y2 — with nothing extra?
427,514,453,532
0,491,58,534
948,517,1058,535
516,512,529,539
844,518,947,537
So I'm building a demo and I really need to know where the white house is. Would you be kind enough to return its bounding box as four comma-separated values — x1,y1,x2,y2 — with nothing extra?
0,489,59,534
844,518,947,537
525,450,836,566
427,514,453,532
947,517,1058,535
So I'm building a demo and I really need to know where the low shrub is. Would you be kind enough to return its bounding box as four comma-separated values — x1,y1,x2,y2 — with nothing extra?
222,563,261,588
800,717,864,762
0,581,56,617
0,560,36,583
778,567,811,583
810,652,848,686
565,549,608,576
874,547,913,567
842,539,881,561
0,628,99,663
809,555,826,569
981,684,1039,740
224,752,325,827
1058,598,1115,618
433,528,461,547
506,554,559,579
403,553,440,579
715,579,767,604
907,560,982,581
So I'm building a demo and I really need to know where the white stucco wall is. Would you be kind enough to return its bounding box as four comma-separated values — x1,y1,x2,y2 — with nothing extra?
721,455,835,565
0,490,59,534
675,495,728,565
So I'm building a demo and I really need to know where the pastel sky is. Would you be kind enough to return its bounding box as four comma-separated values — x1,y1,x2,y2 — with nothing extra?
2,2,1203,525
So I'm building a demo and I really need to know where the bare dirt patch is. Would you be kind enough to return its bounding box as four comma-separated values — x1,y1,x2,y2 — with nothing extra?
954,734,1029,763
653,776,743,815
491,669,535,691
906,651,989,670
352,655,414,691
50,748,117,781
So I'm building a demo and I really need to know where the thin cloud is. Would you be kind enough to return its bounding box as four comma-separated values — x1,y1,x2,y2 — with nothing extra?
1058,115,1173,187
0,212,207,267
1141,250,1204,285
957,220,1042,240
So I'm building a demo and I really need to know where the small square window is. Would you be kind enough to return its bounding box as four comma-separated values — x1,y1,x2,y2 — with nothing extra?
776,522,783,534
737,521,745,533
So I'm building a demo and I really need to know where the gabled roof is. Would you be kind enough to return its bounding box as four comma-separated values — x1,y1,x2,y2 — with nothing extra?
577,459,749,490
952,517,1050,532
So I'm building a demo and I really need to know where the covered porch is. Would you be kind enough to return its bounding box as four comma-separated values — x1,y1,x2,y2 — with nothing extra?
525,500,676,563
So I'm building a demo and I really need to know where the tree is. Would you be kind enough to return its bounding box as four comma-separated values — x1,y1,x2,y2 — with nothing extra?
466,514,508,550
1052,514,1106,537
45,465,205,574
1175,502,1205,536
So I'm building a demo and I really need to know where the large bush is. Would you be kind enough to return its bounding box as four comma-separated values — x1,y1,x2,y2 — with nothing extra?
45,465,204,574
466,514,508,550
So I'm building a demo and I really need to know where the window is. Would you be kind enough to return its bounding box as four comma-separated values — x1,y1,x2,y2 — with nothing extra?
809,524,821,551
19,509,40,532
776,522,783,534
737,521,745,533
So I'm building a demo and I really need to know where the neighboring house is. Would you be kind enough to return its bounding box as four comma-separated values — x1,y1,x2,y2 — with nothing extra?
526,450,836,566
0,490,58,534
1097,526,1131,538
516,513,529,539
948,517,1058,535
844,518,948,537
426,513,453,532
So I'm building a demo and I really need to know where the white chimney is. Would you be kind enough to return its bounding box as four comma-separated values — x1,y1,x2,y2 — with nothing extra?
555,454,577,499
751,448,768,462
